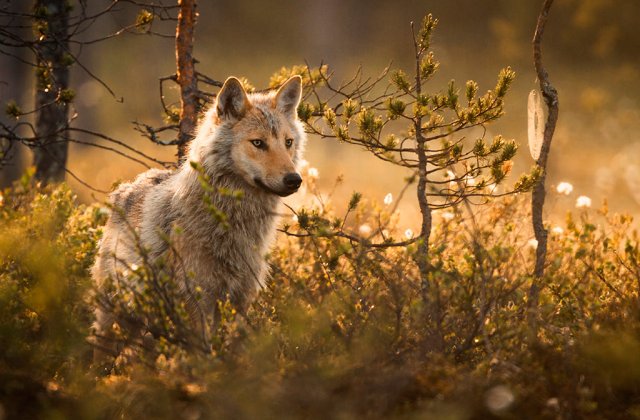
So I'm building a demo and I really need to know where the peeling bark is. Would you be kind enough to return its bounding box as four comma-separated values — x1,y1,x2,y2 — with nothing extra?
175,0,199,162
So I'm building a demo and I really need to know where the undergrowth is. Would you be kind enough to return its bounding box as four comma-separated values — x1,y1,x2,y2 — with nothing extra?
0,170,639,419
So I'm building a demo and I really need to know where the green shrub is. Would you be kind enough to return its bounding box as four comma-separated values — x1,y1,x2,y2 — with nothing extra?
0,172,105,417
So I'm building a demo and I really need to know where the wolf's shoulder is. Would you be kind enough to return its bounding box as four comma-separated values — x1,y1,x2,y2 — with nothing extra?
109,168,172,210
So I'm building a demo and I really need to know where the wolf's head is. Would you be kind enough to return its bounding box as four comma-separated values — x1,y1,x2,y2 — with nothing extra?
194,76,306,197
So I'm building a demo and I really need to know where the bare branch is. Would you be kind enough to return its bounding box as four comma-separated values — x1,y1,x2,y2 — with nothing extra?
529,0,559,322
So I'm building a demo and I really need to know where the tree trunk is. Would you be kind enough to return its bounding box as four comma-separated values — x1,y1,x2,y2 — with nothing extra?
529,0,559,326
412,25,433,307
33,0,70,183
0,0,29,187
176,0,198,162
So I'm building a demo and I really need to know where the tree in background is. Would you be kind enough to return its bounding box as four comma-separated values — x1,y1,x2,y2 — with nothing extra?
175,0,198,161
0,0,207,185
135,0,224,161
279,15,538,319
32,0,71,182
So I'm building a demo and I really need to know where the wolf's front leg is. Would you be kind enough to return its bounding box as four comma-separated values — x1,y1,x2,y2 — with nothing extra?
91,306,120,374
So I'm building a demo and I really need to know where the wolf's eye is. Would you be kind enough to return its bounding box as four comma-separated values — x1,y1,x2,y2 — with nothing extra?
251,139,266,149
285,138,294,148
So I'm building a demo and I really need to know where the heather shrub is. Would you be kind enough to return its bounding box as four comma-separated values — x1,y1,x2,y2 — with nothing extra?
0,171,104,417
2,172,639,418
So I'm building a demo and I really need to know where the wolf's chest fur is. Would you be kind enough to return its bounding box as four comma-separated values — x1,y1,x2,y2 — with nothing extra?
160,168,280,305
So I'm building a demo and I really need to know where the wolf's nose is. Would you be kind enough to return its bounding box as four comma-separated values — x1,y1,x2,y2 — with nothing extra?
283,172,302,190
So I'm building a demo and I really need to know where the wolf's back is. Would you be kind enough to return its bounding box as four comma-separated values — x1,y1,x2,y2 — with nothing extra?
92,168,172,285
109,168,171,226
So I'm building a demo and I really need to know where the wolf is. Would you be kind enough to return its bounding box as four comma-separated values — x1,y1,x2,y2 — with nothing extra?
91,76,305,355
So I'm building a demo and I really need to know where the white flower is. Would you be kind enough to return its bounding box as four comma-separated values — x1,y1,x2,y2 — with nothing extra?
576,195,592,208
308,167,319,179
359,224,372,235
291,214,299,223
527,238,538,249
556,182,573,195
130,263,139,271
404,229,414,239
298,159,310,170
446,171,458,189
442,212,455,221
551,226,564,235
383,193,393,206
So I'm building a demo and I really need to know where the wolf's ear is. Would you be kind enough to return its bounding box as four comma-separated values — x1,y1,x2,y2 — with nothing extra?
275,75,302,116
216,77,249,120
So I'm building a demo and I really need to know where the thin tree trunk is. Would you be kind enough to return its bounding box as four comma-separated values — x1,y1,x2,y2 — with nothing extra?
410,24,436,349
413,50,432,305
33,0,69,183
175,0,198,162
529,0,559,323
415,130,432,298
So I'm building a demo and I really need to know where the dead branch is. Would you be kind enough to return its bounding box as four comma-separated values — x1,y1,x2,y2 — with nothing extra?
529,0,559,322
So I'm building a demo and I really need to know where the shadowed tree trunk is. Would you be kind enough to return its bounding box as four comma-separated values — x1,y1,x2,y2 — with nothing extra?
176,0,198,161
0,1,29,187
33,0,70,183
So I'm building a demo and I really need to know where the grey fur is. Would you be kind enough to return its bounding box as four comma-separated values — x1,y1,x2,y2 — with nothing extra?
91,77,305,351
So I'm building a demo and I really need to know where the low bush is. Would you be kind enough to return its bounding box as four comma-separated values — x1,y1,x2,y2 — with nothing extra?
0,172,638,419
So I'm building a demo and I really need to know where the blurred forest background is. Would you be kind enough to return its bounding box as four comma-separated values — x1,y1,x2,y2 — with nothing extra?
1,0,639,220
3,2,640,418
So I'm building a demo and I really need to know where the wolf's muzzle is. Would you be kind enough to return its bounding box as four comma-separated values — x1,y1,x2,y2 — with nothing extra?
283,172,302,190
255,175,302,197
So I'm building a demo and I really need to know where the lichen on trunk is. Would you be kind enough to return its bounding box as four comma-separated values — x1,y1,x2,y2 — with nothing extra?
33,0,70,183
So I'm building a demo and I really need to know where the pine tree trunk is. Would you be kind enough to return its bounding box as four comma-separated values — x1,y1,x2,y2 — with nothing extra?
0,1,29,187
176,0,198,162
33,0,69,183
